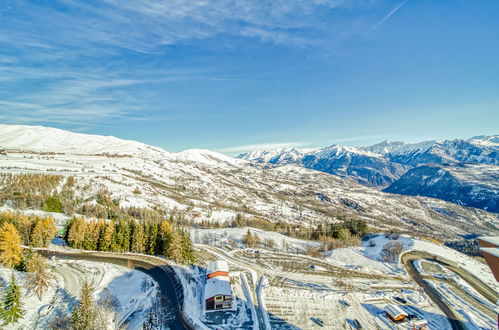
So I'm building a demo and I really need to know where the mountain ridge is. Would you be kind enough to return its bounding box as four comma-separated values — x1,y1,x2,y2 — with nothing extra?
0,124,496,240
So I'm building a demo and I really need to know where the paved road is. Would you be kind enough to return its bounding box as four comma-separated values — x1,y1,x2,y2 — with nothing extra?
404,251,498,304
39,250,192,330
402,255,466,330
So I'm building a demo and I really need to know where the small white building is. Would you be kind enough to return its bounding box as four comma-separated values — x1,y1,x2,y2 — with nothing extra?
204,260,233,311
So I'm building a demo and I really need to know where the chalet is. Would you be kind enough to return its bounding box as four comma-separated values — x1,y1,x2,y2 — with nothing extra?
385,304,408,323
204,260,233,312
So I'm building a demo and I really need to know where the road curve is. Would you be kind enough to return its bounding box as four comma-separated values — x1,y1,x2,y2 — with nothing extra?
404,251,498,304
38,249,193,330
401,255,466,330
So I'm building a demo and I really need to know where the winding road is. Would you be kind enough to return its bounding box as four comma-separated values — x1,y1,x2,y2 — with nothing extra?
38,249,193,330
402,251,498,330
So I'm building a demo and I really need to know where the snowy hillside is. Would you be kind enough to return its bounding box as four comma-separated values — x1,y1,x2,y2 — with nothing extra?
240,145,410,187
385,164,499,212
0,125,497,239
239,136,498,185
238,135,499,211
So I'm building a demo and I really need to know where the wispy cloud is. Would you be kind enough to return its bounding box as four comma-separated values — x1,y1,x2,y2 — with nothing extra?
370,0,409,32
216,141,310,154
329,133,392,144
0,0,386,130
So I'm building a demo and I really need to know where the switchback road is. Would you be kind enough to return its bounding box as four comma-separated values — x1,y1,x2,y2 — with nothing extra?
38,249,193,330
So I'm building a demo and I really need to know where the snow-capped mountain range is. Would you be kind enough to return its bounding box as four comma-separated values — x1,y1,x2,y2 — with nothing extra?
0,125,497,239
239,135,499,211
239,136,499,184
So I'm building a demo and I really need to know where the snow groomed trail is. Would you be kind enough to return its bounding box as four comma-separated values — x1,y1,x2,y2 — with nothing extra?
38,249,193,330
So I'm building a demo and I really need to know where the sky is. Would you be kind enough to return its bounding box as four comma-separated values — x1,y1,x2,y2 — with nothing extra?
0,0,498,154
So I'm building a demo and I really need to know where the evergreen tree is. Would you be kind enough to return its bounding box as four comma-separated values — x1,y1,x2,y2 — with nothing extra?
0,272,24,325
70,280,96,330
41,217,57,247
243,230,253,247
146,223,158,255
98,220,114,251
159,221,172,256
67,217,86,249
83,220,99,251
114,220,130,252
30,220,45,248
165,230,183,262
0,222,23,268
131,223,146,253
26,253,53,300
180,230,195,263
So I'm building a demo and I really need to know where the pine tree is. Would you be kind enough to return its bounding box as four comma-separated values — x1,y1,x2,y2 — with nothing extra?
159,221,172,256
0,272,25,325
41,217,57,246
180,230,195,263
165,230,183,262
30,220,45,248
83,220,99,251
0,222,23,268
67,217,87,249
98,220,114,251
70,280,97,330
243,230,253,248
26,253,53,301
114,220,130,252
131,223,146,253
146,223,158,255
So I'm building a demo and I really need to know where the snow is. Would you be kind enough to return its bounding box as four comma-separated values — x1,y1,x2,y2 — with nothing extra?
410,239,499,291
0,124,497,242
0,260,158,330
204,276,232,300
325,235,414,275
190,227,321,253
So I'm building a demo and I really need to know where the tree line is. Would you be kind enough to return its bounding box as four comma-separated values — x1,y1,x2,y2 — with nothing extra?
0,211,57,249
65,217,195,264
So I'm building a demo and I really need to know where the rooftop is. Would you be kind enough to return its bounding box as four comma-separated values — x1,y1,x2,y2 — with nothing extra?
385,304,408,317
208,260,229,273
480,247,499,258
204,276,232,300
478,236,499,246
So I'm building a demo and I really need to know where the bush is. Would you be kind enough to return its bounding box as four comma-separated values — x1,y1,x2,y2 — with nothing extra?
42,196,63,213
381,241,403,263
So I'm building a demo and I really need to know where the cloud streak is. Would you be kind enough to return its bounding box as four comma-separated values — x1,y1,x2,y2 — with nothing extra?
370,0,409,32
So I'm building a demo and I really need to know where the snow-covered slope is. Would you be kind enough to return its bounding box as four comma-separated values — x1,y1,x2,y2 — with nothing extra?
0,125,497,239
384,163,499,212
0,124,169,158
239,136,499,211
240,145,410,187
380,137,499,167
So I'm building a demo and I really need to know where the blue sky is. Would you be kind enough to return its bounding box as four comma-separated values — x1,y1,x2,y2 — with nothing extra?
1,0,498,154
